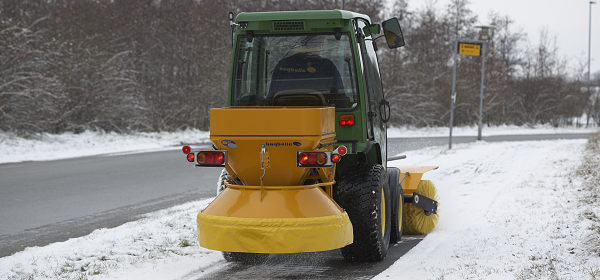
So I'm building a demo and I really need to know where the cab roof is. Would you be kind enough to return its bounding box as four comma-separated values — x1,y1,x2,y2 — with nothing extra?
236,10,371,23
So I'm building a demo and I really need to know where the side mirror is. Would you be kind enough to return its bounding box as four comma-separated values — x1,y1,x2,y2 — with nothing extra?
381,18,405,49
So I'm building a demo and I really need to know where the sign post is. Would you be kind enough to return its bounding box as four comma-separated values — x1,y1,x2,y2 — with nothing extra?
449,39,487,149
449,41,458,149
477,42,487,141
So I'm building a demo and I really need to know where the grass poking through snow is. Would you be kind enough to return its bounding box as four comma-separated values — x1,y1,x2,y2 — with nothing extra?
578,132,600,259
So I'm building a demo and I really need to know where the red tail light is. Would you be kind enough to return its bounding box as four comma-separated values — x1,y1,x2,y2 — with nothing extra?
339,115,355,125
187,153,195,162
297,151,333,168
298,153,309,166
308,154,317,165
331,154,341,163
206,153,214,164
196,151,227,166
214,153,225,165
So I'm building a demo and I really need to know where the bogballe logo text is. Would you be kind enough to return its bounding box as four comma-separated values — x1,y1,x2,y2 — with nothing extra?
265,142,302,147
280,67,306,73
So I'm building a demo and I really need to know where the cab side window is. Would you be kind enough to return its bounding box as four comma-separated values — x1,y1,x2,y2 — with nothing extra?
356,20,384,118
356,19,387,164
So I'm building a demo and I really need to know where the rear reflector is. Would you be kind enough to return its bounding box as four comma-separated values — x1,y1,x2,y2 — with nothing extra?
334,145,348,156
182,146,191,154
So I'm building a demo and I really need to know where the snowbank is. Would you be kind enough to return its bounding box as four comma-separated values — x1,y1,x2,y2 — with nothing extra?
387,124,599,138
0,130,210,164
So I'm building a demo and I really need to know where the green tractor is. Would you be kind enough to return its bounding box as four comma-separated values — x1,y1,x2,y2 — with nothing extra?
183,9,439,263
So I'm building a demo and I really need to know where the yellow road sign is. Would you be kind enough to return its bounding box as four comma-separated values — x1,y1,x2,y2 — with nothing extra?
458,43,481,56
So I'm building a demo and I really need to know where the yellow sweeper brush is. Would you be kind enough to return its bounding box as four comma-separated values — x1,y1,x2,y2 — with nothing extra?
403,180,439,234
396,167,440,235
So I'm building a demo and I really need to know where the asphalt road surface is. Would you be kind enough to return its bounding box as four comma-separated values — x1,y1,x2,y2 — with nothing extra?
194,236,425,280
0,145,218,257
0,133,593,270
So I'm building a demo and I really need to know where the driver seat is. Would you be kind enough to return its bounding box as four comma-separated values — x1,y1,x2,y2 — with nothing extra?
267,52,347,107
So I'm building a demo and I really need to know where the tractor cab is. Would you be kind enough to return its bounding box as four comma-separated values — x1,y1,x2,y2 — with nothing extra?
228,11,405,168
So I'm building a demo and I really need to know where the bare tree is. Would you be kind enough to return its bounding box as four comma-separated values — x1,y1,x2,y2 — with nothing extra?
0,0,592,134
0,18,62,133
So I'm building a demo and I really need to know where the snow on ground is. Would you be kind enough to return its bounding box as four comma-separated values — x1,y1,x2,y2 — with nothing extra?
0,130,210,165
386,124,599,138
377,139,600,279
0,198,224,280
0,124,597,164
1,127,599,279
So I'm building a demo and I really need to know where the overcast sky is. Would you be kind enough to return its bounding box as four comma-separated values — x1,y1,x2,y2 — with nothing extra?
423,0,600,77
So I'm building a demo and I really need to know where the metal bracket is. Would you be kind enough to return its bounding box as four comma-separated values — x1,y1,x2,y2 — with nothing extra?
318,141,337,150
260,144,268,179
259,144,268,201
393,171,410,196
334,28,342,40
245,30,254,42
404,192,438,215
398,171,409,191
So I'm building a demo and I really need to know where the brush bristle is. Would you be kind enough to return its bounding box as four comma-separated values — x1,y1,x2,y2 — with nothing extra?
403,180,439,234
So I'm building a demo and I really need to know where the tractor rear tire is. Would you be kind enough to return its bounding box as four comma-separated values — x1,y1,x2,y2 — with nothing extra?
336,162,391,262
387,167,404,243
222,252,268,264
217,168,230,195
217,168,242,195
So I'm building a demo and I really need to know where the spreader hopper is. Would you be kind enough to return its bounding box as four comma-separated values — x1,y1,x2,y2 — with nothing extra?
196,107,353,254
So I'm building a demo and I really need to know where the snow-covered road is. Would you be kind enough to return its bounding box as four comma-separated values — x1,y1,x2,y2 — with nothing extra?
2,137,599,279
